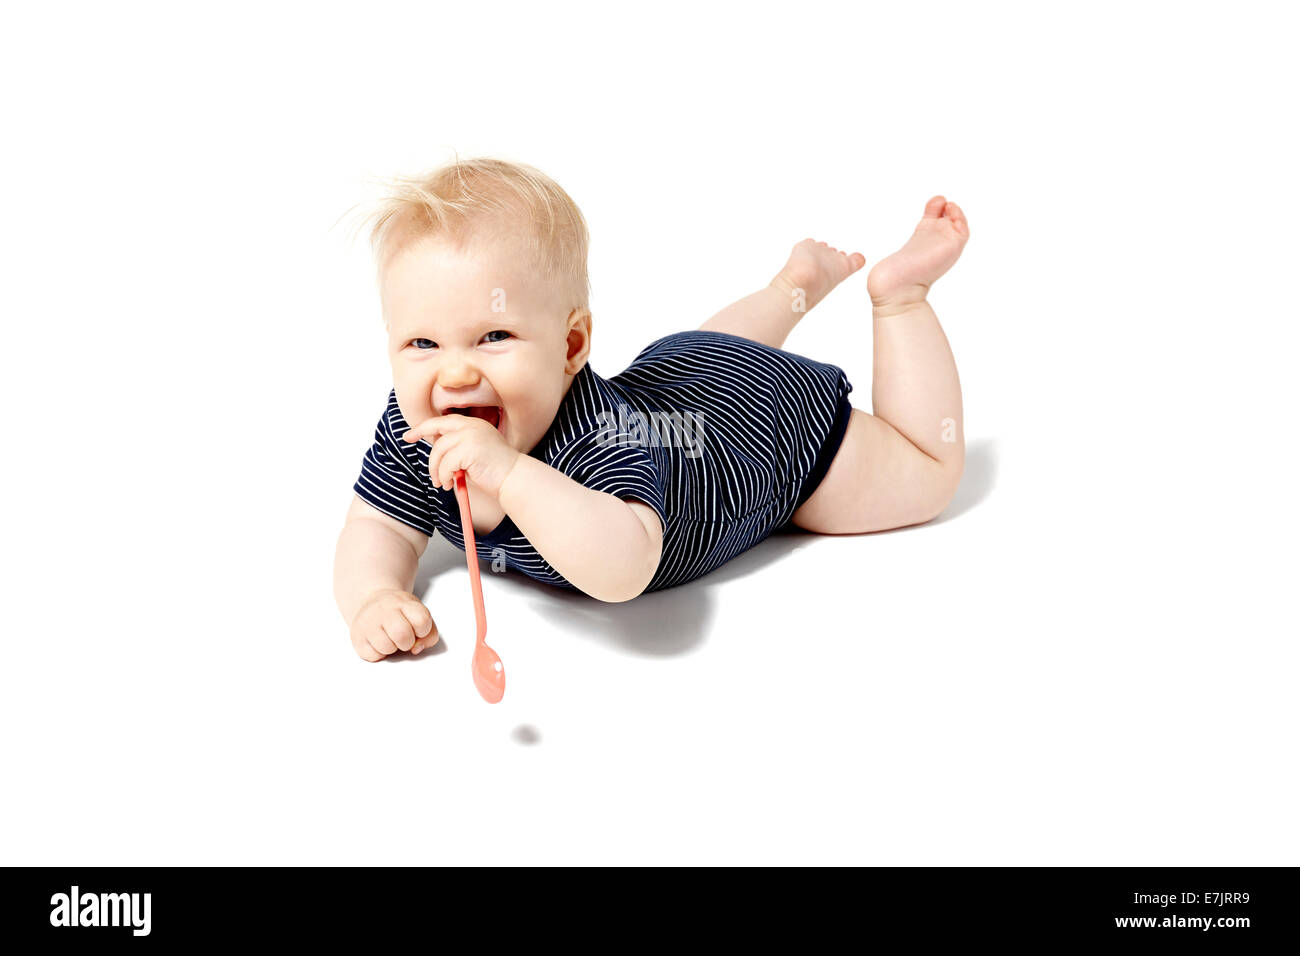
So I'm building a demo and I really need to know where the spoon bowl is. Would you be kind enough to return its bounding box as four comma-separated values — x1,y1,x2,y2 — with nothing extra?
472,642,505,704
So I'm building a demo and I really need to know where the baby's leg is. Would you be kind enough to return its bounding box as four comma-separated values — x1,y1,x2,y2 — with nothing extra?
698,239,865,349
790,197,968,533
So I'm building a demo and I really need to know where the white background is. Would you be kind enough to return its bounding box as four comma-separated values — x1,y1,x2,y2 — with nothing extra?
2,1,1295,865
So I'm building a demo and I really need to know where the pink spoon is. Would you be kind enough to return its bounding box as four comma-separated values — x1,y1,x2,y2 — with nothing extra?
453,469,506,704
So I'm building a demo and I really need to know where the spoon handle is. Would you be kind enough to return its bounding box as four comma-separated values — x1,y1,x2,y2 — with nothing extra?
452,470,488,643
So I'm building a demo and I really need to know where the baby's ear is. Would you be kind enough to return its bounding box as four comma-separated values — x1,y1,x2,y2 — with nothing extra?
565,314,592,369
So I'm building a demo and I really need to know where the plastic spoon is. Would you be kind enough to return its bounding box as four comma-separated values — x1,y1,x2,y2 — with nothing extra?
452,469,506,704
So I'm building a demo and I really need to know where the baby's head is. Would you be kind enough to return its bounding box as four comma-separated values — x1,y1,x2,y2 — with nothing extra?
359,156,592,456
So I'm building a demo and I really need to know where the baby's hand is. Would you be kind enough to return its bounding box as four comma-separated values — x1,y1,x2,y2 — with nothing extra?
349,588,438,662
402,415,521,498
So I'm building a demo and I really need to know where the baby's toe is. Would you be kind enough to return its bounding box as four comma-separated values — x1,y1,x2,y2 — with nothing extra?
943,201,968,235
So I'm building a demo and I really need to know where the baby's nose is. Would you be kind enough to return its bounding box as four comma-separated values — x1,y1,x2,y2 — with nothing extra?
436,358,482,388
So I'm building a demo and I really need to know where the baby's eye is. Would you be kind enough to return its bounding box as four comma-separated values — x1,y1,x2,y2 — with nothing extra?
410,338,437,350
483,330,512,343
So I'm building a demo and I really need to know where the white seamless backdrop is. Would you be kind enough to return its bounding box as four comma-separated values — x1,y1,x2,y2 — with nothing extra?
0,0,1295,864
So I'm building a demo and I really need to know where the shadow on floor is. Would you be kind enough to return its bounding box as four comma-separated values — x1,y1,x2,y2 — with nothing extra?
411,438,997,659
931,437,998,526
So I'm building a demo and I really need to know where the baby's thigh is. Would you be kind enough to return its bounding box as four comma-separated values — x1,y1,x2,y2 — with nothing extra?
788,409,953,534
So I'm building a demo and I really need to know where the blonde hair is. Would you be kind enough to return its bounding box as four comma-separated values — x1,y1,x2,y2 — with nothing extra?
346,154,590,319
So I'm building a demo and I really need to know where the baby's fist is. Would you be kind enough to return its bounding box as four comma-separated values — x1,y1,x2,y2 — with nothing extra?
349,588,438,662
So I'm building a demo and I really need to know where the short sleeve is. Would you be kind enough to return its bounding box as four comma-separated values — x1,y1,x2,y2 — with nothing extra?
554,429,668,535
352,393,436,537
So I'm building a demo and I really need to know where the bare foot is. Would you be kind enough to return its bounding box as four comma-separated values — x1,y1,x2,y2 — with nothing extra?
770,238,867,312
867,196,969,313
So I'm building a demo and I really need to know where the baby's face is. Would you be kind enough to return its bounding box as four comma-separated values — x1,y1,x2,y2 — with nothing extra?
381,233,583,466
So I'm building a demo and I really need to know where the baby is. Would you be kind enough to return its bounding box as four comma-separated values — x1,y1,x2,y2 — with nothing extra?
333,157,967,662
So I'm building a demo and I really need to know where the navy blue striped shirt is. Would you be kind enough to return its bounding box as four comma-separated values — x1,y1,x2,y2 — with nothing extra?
353,330,854,593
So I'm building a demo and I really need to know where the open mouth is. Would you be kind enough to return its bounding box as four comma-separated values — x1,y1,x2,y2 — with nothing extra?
444,405,503,433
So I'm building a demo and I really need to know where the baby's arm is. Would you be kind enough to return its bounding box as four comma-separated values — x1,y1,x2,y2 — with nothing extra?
333,495,439,659
498,456,663,602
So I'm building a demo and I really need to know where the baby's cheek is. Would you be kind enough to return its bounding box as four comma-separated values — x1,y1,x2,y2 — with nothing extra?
394,393,432,429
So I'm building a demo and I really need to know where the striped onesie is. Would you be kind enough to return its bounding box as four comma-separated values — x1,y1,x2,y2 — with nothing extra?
353,330,854,593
